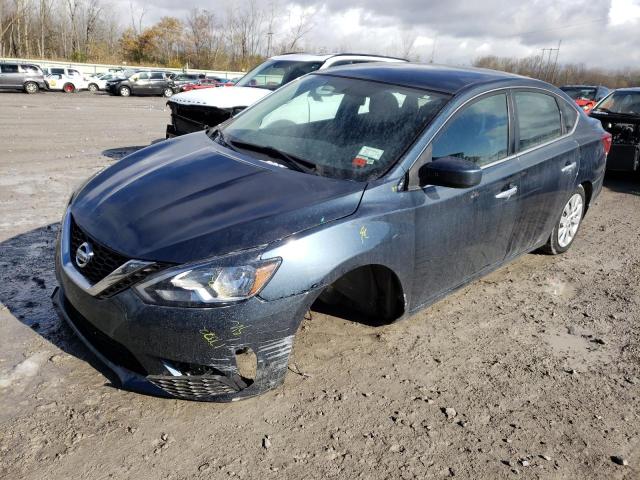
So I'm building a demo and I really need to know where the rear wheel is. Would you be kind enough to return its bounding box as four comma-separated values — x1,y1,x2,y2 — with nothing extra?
541,185,585,255
119,85,131,97
63,83,75,93
24,81,38,94
88,83,98,92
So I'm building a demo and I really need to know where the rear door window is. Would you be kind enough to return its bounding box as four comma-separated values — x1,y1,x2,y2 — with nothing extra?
514,91,562,150
432,93,509,167
1,64,19,73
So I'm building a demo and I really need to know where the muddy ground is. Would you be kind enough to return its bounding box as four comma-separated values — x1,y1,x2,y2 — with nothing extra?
0,91,639,480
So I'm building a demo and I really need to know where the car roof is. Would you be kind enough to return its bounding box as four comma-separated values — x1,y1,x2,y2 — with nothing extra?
613,87,640,92
560,85,602,88
313,62,533,95
270,52,407,63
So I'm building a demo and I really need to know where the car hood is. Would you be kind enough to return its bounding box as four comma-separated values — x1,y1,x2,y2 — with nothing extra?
168,86,271,109
71,132,366,264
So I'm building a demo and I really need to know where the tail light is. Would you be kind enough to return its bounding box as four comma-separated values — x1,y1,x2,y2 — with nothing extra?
602,132,612,156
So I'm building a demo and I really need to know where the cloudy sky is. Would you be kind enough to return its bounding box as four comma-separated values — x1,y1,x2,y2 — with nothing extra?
122,0,640,69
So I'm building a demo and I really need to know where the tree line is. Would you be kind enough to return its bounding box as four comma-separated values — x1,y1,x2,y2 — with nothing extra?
0,0,313,70
473,55,640,89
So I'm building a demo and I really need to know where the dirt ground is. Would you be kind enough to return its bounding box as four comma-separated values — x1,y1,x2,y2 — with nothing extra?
0,91,639,480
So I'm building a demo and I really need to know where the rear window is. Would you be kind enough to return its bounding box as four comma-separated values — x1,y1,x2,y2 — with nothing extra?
515,91,562,150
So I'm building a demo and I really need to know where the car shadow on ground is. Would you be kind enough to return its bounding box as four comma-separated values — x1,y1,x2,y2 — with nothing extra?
603,171,640,197
0,223,120,386
101,139,167,160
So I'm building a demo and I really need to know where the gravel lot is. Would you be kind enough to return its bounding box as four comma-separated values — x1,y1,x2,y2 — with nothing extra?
0,91,639,480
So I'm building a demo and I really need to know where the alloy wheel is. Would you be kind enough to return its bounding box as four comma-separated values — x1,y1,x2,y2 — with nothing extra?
558,193,584,248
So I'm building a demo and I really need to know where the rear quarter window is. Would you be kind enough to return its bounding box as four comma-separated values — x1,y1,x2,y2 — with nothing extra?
1,64,19,73
514,91,562,150
558,99,578,133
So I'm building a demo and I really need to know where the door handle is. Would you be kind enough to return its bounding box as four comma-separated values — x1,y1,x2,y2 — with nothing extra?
495,185,518,199
561,162,577,173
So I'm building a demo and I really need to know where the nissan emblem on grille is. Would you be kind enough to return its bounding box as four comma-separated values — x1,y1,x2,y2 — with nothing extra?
75,242,94,268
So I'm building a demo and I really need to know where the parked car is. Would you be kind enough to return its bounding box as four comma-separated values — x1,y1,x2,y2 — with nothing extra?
179,77,228,92
172,73,205,90
87,72,122,92
589,88,640,172
43,67,88,93
0,62,46,93
105,70,176,97
560,85,610,113
165,52,407,137
53,63,609,402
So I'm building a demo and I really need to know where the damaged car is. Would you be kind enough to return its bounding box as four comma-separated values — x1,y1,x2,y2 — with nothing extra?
53,63,609,402
560,85,610,113
165,52,406,137
589,88,640,172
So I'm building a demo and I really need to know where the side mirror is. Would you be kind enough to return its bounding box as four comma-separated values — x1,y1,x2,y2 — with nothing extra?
419,156,482,188
132,76,139,82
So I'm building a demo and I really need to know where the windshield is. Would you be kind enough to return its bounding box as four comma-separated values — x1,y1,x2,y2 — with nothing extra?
235,60,323,91
593,91,640,115
217,74,450,181
561,87,598,101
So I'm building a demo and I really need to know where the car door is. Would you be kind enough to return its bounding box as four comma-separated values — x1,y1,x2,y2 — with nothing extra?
132,72,150,94
149,72,164,94
410,92,522,308
0,64,21,88
508,90,580,256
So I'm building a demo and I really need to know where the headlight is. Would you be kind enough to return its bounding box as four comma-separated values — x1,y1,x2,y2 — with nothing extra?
135,258,280,307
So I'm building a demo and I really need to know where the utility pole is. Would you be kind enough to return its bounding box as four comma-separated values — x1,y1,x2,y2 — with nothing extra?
537,42,560,82
549,40,562,84
429,35,438,64
266,31,273,57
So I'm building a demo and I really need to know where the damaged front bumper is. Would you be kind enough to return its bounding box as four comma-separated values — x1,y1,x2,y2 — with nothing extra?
52,265,315,402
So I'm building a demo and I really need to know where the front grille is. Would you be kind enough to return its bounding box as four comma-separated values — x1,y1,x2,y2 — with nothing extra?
169,103,232,133
147,375,240,400
70,216,129,284
62,295,147,376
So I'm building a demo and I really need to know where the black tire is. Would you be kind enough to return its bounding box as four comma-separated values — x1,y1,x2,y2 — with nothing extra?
24,81,39,94
119,86,131,97
62,83,76,93
540,184,586,255
88,83,98,92
162,87,173,98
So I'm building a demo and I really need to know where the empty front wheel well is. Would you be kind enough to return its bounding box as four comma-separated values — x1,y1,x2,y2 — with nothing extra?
581,181,593,212
311,265,405,327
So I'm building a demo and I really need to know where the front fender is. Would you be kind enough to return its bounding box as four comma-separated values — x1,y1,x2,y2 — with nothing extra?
259,181,416,308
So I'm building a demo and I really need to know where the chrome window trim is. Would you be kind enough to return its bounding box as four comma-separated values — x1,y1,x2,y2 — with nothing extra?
408,85,580,177
60,209,154,296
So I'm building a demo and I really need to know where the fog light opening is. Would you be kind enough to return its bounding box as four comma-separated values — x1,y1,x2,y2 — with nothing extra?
235,347,257,384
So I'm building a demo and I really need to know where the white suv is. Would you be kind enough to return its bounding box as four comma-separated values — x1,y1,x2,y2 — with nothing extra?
44,67,88,93
166,53,407,137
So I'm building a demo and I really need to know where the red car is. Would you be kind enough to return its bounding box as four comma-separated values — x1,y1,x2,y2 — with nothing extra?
560,85,611,113
180,77,233,92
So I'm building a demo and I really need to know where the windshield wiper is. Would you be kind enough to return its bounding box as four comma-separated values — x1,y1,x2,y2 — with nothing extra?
209,128,237,151
227,139,316,174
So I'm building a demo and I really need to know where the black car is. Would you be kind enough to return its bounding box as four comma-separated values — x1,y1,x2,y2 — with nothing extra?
0,62,46,93
590,88,640,172
53,63,608,402
105,70,176,97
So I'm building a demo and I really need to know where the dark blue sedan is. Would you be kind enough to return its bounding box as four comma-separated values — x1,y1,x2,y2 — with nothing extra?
53,63,610,401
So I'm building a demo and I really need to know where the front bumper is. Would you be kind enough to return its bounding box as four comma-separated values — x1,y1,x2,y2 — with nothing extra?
52,236,315,402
